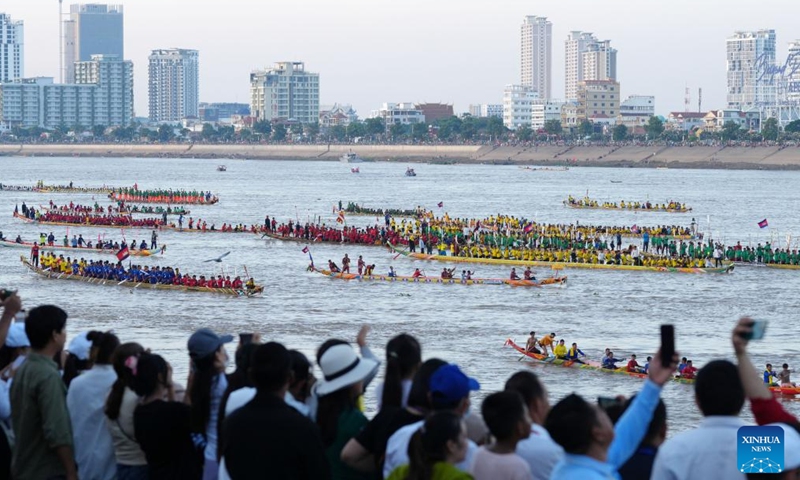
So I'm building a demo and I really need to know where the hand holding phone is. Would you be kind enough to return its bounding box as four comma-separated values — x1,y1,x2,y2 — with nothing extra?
660,325,675,368
743,320,767,340
239,333,254,345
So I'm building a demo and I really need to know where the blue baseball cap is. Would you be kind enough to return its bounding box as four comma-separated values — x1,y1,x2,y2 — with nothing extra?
429,364,480,405
188,328,234,360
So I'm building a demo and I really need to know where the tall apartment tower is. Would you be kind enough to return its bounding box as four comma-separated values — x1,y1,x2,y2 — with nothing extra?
565,32,617,102
726,29,776,110
0,14,24,83
520,16,552,100
74,54,134,127
148,49,199,122
63,4,124,83
250,61,320,124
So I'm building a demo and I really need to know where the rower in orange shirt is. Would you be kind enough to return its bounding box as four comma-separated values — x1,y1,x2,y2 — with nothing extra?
538,332,556,356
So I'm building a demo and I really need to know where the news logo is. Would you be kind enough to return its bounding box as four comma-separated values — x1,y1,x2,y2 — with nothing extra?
738,426,785,473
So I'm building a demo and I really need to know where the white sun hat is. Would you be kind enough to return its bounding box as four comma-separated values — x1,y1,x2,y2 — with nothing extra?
316,343,379,397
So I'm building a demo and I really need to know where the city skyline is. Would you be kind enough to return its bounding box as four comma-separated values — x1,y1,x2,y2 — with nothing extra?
4,0,800,120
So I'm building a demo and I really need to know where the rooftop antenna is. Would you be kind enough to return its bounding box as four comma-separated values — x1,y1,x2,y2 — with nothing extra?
58,0,63,83
684,86,691,113
698,87,703,112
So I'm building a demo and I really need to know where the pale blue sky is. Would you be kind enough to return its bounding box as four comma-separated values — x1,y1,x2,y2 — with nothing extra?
5,0,800,118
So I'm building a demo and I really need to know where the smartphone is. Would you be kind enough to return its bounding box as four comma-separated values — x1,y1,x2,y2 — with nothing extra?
597,396,624,409
239,333,254,345
743,320,768,340
660,324,675,367
0,289,15,301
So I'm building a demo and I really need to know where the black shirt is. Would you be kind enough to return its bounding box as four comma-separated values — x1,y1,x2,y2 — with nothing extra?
221,390,330,480
618,445,658,480
134,400,202,480
354,407,424,477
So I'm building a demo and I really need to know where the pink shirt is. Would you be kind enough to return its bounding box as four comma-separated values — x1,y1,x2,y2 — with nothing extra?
470,446,533,480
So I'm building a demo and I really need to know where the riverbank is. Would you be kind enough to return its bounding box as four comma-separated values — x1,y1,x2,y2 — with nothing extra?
2,143,800,169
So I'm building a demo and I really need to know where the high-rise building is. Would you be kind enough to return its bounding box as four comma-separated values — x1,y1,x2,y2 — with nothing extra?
565,32,617,102
0,14,23,83
148,49,199,122
250,61,319,124
503,84,537,130
63,4,124,83
520,16,552,100
787,41,800,104
0,55,133,129
726,29,776,110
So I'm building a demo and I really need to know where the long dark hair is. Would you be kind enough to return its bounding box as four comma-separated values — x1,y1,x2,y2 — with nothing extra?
189,349,218,434
317,386,358,446
88,331,120,365
406,412,463,480
407,358,447,411
382,334,421,410
130,353,168,398
105,342,145,420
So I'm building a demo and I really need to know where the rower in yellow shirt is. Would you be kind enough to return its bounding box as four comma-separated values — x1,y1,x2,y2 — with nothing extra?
553,339,567,359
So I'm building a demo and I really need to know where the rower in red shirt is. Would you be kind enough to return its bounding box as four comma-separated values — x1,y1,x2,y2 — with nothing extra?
681,360,698,379
207,277,217,288
626,354,644,373
510,268,521,280
232,276,243,289
224,276,232,288
412,268,423,278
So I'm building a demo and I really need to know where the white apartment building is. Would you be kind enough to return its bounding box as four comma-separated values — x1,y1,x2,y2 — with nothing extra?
786,40,800,104
63,4,124,83
0,55,133,130
620,95,654,118
250,61,319,124
727,29,776,110
481,104,503,119
148,48,199,122
0,14,23,84
370,103,425,125
503,84,538,130
531,101,564,130
565,31,617,102
467,104,482,117
521,16,552,100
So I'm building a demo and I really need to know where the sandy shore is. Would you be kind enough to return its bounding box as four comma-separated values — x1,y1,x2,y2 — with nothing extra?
1,143,800,170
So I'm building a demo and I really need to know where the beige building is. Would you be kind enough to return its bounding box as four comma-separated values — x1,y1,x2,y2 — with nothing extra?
565,32,617,102
577,80,620,124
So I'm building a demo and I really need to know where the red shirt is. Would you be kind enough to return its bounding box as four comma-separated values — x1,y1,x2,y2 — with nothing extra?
627,360,640,372
681,365,698,379
232,279,243,289
208,279,217,288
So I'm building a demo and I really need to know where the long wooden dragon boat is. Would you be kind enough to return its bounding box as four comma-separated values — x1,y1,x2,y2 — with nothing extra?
563,199,692,213
21,256,263,297
310,267,567,287
387,244,734,274
506,339,800,395
1,239,164,257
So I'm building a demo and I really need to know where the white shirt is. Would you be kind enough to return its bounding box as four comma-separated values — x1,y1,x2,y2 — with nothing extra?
516,424,564,480
470,446,533,480
67,364,118,480
651,416,747,480
204,374,228,461
105,387,147,466
383,420,478,479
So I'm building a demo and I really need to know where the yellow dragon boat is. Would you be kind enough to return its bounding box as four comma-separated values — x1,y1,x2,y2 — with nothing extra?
387,244,734,274
563,198,692,213
1,239,164,257
311,267,567,287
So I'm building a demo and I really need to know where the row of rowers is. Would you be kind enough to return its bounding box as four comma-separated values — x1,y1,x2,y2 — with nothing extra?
36,252,256,289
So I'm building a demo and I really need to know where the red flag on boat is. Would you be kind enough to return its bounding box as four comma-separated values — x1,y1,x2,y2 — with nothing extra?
116,246,130,261
523,224,534,234
336,210,345,224
758,219,769,229
437,201,444,208
302,246,309,254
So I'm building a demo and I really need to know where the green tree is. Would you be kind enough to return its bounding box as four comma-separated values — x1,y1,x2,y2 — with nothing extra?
92,125,106,139
612,124,629,142
329,125,347,141
390,123,408,139
347,121,367,139
721,121,741,141
411,122,427,140
544,119,562,135
579,120,594,138
645,116,665,139
761,117,779,141
365,117,386,136
157,124,174,142
253,120,271,136
486,116,506,139
239,128,253,141
784,119,800,133
516,125,534,141
271,123,287,142
460,116,476,139
304,123,320,141
219,125,235,142
201,123,217,141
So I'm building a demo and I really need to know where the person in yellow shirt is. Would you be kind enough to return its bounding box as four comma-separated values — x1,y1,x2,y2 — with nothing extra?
538,332,556,356
553,339,567,359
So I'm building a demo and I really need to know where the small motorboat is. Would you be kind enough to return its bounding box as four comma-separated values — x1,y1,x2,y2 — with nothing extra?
217,165,227,172
405,168,417,177
340,152,364,163
351,167,360,174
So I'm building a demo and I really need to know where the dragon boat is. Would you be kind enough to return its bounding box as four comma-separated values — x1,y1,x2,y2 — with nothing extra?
387,244,734,274
1,239,164,257
21,256,263,297
310,266,566,287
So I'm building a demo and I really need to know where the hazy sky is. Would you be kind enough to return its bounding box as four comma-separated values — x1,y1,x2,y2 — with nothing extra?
5,0,800,119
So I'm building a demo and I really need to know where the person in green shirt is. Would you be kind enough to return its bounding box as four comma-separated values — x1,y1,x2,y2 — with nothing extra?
10,305,77,480
387,411,472,480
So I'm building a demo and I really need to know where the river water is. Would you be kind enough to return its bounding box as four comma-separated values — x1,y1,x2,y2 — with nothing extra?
1,157,798,433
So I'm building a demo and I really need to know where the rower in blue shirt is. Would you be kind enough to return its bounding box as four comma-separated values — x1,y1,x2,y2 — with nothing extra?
565,343,587,364
764,363,779,386
603,351,621,369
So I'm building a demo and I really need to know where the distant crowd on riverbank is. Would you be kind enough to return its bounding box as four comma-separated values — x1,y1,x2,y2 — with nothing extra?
0,293,798,480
